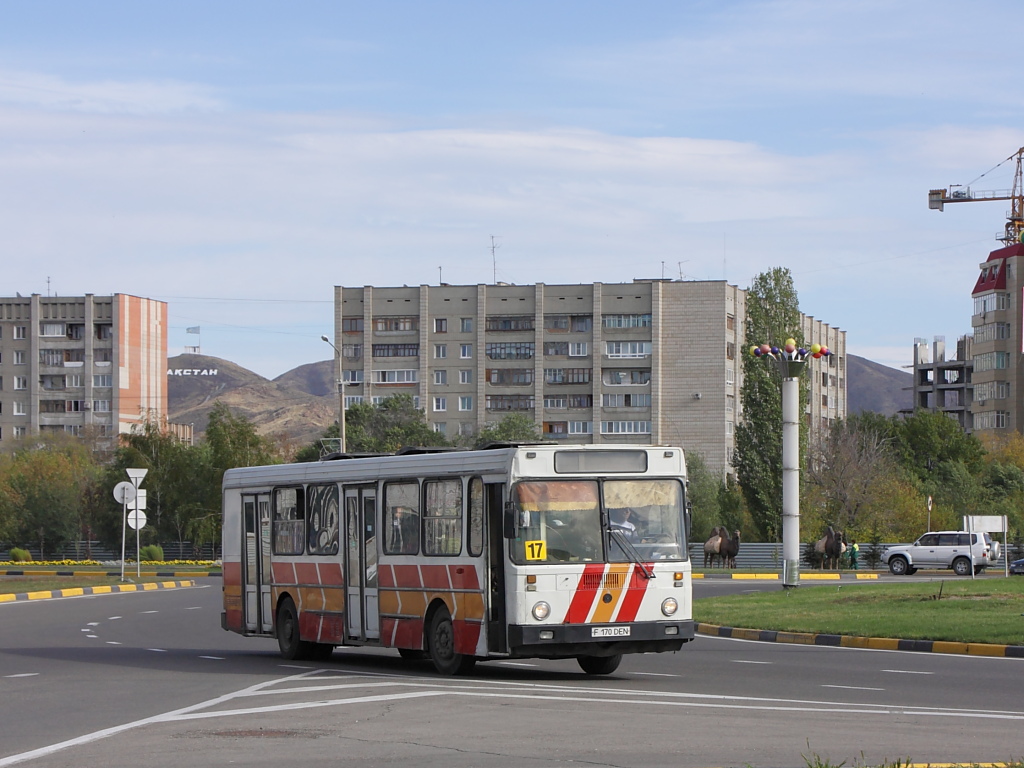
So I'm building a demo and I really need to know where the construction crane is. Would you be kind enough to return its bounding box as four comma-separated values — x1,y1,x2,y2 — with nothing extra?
928,146,1024,246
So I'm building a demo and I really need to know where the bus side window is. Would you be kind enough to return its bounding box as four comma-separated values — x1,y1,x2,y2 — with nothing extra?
384,481,420,555
272,486,305,555
468,477,484,556
424,478,463,555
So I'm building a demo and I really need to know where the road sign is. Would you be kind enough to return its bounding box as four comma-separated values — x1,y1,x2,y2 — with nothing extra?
126,468,148,483
113,481,136,505
130,488,147,511
127,510,147,530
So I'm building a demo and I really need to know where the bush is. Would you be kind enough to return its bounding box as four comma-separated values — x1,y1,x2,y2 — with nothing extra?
9,548,32,562
139,545,164,562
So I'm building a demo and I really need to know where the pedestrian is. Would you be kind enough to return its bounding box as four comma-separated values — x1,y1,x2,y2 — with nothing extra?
850,539,859,570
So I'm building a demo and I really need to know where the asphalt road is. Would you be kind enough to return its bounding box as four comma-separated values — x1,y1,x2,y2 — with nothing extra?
1,578,1021,768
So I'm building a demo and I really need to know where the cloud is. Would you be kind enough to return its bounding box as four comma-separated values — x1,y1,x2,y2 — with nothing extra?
0,69,223,114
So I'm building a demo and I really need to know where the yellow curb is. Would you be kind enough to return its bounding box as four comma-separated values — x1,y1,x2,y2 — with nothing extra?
802,573,841,580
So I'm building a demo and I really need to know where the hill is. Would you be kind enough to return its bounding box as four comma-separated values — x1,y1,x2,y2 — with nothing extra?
167,354,335,447
845,354,911,416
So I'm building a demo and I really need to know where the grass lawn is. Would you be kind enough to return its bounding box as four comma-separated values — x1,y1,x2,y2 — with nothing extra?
694,578,1024,646
1,571,217,595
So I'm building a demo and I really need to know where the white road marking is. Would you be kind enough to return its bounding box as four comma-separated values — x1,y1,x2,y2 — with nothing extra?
732,660,771,665
108,616,121,620
198,656,225,660
140,610,158,614
106,642,122,645
86,635,98,639
498,662,537,667
4,673,39,678
882,669,934,675
79,629,90,632
278,664,313,669
185,607,202,610
87,622,99,626
822,684,885,691
634,672,679,677
147,649,167,653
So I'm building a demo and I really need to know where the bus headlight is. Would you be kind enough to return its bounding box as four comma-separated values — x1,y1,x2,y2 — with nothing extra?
532,601,551,620
661,597,679,617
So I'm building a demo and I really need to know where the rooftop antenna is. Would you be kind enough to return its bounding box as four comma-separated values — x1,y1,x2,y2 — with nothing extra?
678,260,689,280
47,276,51,297
439,266,442,284
491,235,501,283
661,261,666,280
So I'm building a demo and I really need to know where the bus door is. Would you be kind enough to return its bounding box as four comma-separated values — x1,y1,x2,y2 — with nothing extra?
242,493,273,634
344,486,380,641
486,483,508,653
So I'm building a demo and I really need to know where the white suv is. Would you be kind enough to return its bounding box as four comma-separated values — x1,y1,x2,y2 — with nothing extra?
882,531,995,576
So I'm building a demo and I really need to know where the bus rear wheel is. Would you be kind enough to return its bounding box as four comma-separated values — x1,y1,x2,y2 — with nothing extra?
577,654,622,675
277,597,313,661
427,608,476,676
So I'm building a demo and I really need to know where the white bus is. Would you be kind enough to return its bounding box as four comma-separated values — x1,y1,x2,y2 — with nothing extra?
221,443,694,675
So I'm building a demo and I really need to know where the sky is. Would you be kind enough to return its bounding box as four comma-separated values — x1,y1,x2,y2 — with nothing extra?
2,0,1022,379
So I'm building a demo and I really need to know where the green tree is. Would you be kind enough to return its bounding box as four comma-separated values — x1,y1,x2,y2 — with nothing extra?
733,267,804,540
5,447,88,557
473,413,542,447
894,410,984,482
345,394,450,453
294,422,340,463
685,452,721,542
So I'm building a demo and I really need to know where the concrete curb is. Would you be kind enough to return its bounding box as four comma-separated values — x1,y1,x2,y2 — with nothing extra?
0,579,198,604
696,622,1024,658
694,572,879,580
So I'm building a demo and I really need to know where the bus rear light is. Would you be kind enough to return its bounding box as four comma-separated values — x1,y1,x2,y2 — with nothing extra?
661,597,678,616
526,574,537,584
532,601,551,620
673,572,684,581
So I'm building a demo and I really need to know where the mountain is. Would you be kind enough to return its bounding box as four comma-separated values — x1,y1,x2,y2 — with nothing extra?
167,354,336,446
845,354,912,416
166,352,912,448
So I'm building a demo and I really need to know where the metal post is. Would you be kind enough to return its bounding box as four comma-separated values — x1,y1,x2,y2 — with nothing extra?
322,335,346,453
120,497,127,582
781,374,801,587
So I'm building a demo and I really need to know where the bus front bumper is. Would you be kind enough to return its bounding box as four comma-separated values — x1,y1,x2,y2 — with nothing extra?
507,620,694,659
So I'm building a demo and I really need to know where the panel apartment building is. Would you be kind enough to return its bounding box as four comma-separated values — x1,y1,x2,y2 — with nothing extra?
0,293,167,444
330,281,846,477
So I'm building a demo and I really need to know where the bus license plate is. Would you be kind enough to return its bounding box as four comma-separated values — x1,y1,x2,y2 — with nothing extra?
592,626,630,638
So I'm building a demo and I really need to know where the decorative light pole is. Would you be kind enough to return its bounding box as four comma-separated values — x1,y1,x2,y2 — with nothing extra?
750,338,832,587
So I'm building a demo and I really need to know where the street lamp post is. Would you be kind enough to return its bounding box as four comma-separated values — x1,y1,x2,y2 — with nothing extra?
750,339,833,588
321,335,348,453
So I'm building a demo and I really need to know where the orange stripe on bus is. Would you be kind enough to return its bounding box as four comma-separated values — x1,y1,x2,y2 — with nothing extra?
613,564,653,622
589,564,631,624
563,563,606,623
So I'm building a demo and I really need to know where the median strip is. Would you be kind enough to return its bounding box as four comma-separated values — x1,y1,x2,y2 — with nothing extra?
0,580,197,603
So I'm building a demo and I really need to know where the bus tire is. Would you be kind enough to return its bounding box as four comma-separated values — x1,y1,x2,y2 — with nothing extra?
309,643,334,661
577,654,622,675
276,597,312,660
398,648,427,661
427,608,476,676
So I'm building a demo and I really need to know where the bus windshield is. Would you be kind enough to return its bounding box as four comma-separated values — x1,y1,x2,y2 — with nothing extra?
510,478,686,564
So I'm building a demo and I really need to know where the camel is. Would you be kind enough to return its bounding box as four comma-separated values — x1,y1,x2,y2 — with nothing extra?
815,526,846,569
720,530,741,569
703,526,724,568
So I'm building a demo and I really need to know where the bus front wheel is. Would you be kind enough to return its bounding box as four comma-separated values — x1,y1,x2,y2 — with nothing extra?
427,608,476,676
577,654,622,675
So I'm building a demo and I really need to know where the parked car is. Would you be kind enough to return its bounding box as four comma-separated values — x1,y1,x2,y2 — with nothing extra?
882,531,995,576
1010,557,1024,576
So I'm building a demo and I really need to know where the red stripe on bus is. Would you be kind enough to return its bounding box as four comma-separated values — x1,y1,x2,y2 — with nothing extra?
392,564,421,588
295,562,319,585
378,564,395,588
449,564,480,591
391,618,425,650
318,562,344,587
271,561,295,585
420,564,451,590
614,564,654,622
222,561,241,587
563,563,606,623
453,619,481,656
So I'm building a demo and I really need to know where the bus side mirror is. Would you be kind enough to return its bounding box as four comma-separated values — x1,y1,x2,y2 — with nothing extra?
503,501,517,539
684,500,692,540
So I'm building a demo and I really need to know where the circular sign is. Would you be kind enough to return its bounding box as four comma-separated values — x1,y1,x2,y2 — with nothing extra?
113,481,136,505
127,510,147,530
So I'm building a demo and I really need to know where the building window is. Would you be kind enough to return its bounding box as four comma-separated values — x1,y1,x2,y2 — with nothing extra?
727,315,735,330
342,370,364,383
543,421,567,437
95,324,112,340
568,342,588,357
975,322,1011,343
544,396,567,409
569,421,592,434
374,316,418,333
485,394,534,411
14,376,28,390
544,342,569,356
14,401,28,415
14,426,27,438
974,351,1010,372
602,393,651,407
68,374,84,388
373,369,418,384
15,326,27,340
435,370,448,386
974,410,1010,430
459,396,473,411
973,292,1010,315
567,394,593,408
41,400,66,413
460,344,473,359
434,318,448,333
40,322,65,337
974,381,1010,401
342,344,363,359
600,420,651,434
726,367,734,386
434,344,447,359
434,397,447,412
605,341,651,358
726,342,736,360
93,400,111,412
487,368,533,386
372,344,418,358
93,374,113,387
485,342,534,360
603,370,651,386
459,369,473,384
433,422,447,434
544,368,591,384
485,315,534,332
14,350,25,365
66,324,84,340
459,422,475,437
95,349,112,363
603,314,652,329
460,318,473,333
342,317,364,333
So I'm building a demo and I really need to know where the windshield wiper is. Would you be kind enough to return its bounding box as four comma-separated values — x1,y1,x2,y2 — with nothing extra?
608,529,655,580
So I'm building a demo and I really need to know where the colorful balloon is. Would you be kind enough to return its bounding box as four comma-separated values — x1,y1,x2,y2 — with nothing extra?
810,343,821,354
